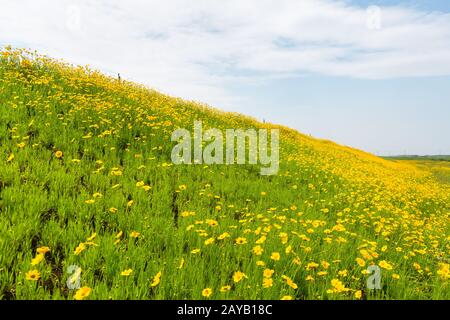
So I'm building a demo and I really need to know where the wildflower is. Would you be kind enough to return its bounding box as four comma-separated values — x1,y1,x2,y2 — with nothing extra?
220,285,231,292
191,248,200,254
233,271,247,283
270,252,281,261
202,288,213,298
86,232,97,241
282,275,298,289
204,237,215,246
281,295,293,300
178,258,185,269
356,258,366,267
437,263,449,280
109,207,118,213
354,290,362,300
379,260,393,270
235,237,247,245
74,243,86,255
7,154,14,162
285,245,292,254
263,278,273,288
392,274,400,280
127,200,134,207
31,253,44,266
329,279,350,293
150,272,162,287
255,236,266,244
256,260,265,267
130,231,140,238
74,287,91,300
136,181,145,187
252,245,264,255
25,270,41,281
36,246,51,254
121,269,133,276
263,269,274,278
306,262,319,270
55,150,63,159
179,185,187,191
218,232,230,240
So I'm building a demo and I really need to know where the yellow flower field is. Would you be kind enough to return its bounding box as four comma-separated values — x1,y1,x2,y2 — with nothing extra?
0,47,448,300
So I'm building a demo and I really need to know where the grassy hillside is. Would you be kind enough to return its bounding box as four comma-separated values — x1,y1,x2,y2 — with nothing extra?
0,48,449,300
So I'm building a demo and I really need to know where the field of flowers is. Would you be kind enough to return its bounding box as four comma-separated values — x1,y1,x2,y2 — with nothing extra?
0,47,449,300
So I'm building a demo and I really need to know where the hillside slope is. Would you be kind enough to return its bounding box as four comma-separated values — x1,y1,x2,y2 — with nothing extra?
0,48,449,300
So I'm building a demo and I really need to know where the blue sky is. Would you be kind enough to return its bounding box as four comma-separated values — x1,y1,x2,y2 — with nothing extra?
0,0,449,155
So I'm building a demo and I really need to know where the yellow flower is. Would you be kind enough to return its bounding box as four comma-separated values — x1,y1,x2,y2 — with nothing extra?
179,184,187,191
191,248,201,254
136,181,145,187
218,232,230,240
121,269,133,276
127,200,134,207
109,207,118,213
31,253,44,266
329,279,349,293
255,236,266,244
36,246,51,254
306,262,319,270
74,287,91,300
233,271,247,283
74,242,86,255
270,252,281,261
204,237,215,246
281,295,293,300
202,288,213,297
86,232,97,241
282,275,298,289
263,269,274,278
379,260,393,270
7,153,14,162
235,237,247,245
55,150,63,159
25,269,41,281
220,285,231,292
356,258,366,267
130,231,140,238
392,274,401,280
252,245,264,255
354,290,362,300
256,260,265,267
263,278,273,288
150,271,162,287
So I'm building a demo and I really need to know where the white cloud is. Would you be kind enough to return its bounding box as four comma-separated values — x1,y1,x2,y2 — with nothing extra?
1,0,450,107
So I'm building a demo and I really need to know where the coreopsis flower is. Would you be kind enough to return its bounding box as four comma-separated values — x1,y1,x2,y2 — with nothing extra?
270,252,281,261
36,246,51,254
220,285,231,292
252,245,264,255
25,269,41,281
263,269,274,278
150,272,162,287
233,271,247,283
121,269,133,276
74,287,91,300
202,288,212,298
235,237,247,245
31,253,44,266
379,260,393,270
262,278,273,288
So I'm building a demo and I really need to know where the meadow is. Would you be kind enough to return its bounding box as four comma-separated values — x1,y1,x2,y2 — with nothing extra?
0,47,449,300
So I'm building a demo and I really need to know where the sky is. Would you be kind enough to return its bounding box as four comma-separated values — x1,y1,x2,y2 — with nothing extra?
0,0,449,155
